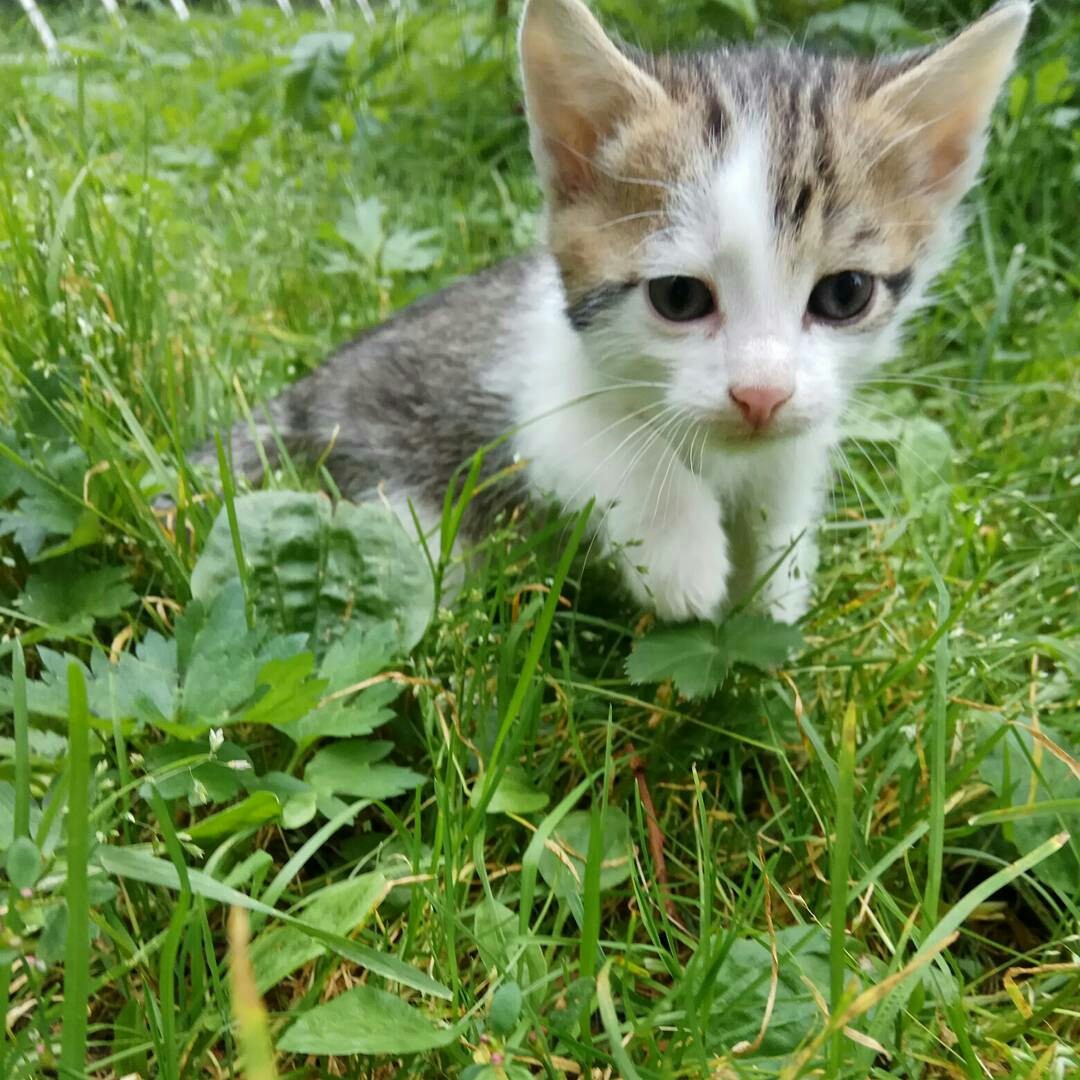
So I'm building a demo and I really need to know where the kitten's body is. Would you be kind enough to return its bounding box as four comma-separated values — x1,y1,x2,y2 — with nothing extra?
196,1,1028,622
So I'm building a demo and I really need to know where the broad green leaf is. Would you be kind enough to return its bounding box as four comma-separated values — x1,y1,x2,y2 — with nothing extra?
243,772,317,830
5,836,41,889
191,493,434,653
38,902,68,965
1034,57,1071,106
277,985,457,1055
978,722,1080,894
144,739,249,803
283,32,354,127
250,872,388,993
472,766,549,815
705,927,833,1058
304,739,425,800
898,417,953,508
95,845,448,998
489,981,523,1036
185,792,281,840
0,783,43,849
473,897,546,990
538,808,632,901
709,0,759,31
805,3,916,46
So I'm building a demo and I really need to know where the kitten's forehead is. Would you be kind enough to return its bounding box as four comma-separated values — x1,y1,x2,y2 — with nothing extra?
549,43,931,303
645,46,927,249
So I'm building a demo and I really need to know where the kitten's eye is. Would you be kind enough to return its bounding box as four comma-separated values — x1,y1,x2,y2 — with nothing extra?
807,271,875,323
646,276,716,322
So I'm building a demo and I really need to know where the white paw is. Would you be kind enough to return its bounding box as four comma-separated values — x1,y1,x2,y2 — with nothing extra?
761,579,811,624
615,507,730,622
753,536,817,624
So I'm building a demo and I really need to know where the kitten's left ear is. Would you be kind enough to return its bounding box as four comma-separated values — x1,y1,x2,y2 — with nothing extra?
870,1,1030,201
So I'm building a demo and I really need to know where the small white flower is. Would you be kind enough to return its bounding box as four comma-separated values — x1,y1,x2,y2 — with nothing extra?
208,728,225,755
226,759,252,771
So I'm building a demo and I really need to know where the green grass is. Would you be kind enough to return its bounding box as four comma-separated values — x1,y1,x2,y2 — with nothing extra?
0,1,1078,1077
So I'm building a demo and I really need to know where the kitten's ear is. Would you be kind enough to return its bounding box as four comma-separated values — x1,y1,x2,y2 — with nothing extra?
870,1,1030,201
519,0,666,201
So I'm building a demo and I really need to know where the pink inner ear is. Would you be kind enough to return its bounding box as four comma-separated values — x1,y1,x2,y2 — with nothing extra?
545,109,601,199
926,108,979,193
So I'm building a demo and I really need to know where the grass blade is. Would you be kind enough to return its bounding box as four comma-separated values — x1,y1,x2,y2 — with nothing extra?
12,639,30,839
216,431,253,630
59,662,92,1072
924,565,950,929
597,960,642,1080
828,700,857,1077
228,907,279,1080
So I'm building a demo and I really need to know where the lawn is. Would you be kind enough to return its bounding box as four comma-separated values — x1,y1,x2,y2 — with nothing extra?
0,1,1077,1077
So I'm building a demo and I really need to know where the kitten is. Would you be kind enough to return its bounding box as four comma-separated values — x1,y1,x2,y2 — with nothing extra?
190,0,1029,623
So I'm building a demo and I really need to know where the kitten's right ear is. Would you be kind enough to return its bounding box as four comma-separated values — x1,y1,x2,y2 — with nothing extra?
519,0,665,202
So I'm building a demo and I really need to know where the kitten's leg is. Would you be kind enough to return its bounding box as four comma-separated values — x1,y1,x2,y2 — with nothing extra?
731,445,829,623
526,408,730,622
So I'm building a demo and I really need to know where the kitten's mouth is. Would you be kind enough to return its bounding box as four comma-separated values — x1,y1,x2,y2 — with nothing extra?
699,417,802,449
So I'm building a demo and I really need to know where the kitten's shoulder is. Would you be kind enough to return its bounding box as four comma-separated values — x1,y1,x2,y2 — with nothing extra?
337,249,553,360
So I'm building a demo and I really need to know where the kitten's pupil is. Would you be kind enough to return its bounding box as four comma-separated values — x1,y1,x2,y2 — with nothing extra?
807,271,874,323
647,276,715,322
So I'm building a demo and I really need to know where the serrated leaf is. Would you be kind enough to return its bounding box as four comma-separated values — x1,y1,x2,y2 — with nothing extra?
5,836,41,889
625,615,802,699
277,985,457,1055
722,613,804,670
625,624,729,698
20,562,136,638
381,227,441,273
191,493,434,654
0,443,88,558
304,739,425,800
336,196,384,263
143,739,249,803
239,653,326,728
280,622,402,745
243,772,317,829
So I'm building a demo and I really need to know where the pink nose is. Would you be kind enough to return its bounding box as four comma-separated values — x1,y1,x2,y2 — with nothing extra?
729,385,792,430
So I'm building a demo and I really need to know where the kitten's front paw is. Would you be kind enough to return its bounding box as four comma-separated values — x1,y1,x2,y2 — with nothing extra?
761,580,811,625
619,515,730,623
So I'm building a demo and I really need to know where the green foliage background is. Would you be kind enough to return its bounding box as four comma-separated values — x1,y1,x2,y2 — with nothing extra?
0,0,1077,1076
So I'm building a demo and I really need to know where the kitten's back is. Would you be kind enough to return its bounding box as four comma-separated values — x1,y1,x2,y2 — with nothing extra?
201,253,540,522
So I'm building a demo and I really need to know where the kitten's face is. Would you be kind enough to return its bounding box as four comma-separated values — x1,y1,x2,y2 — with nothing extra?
521,0,1028,445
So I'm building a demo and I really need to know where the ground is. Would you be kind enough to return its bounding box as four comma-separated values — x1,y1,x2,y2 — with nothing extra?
0,1,1077,1077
